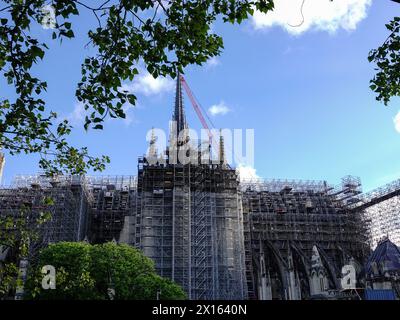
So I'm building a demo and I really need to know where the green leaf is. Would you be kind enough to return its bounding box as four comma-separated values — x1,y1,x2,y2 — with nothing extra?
127,94,136,105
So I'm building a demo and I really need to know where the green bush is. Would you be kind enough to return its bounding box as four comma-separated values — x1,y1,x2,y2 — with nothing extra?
24,242,186,300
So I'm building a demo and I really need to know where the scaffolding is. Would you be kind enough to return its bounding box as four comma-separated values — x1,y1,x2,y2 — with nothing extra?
134,154,247,300
1,174,141,252
241,178,333,194
191,162,246,299
0,181,87,261
241,176,370,300
0,171,373,301
87,176,137,244
355,178,400,248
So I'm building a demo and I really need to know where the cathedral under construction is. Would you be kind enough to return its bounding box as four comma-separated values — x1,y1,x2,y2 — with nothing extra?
1,75,400,300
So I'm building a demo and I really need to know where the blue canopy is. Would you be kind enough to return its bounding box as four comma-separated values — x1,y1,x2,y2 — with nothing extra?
364,289,396,300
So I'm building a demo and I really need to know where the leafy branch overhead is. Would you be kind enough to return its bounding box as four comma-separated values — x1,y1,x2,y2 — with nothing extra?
368,0,400,105
369,16,400,106
0,0,274,175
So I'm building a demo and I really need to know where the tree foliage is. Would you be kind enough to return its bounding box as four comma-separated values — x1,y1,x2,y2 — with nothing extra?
369,16,400,105
25,241,186,300
0,0,274,175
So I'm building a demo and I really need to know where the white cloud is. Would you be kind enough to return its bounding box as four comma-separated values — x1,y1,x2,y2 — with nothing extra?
236,164,261,182
67,102,86,126
394,111,400,133
205,56,220,68
65,102,136,128
252,0,372,35
208,101,231,116
121,71,174,96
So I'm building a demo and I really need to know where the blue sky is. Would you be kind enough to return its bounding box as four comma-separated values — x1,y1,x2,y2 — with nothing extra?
1,0,400,192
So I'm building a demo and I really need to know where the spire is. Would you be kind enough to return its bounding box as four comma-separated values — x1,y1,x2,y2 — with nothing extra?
219,129,226,166
173,71,188,141
149,127,158,158
0,151,4,185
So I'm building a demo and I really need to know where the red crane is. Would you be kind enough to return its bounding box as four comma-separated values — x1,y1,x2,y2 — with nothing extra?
179,74,241,167
179,74,215,146
180,74,236,168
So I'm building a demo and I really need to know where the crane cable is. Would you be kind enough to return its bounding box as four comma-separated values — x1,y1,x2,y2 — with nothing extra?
287,0,306,28
181,76,245,169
